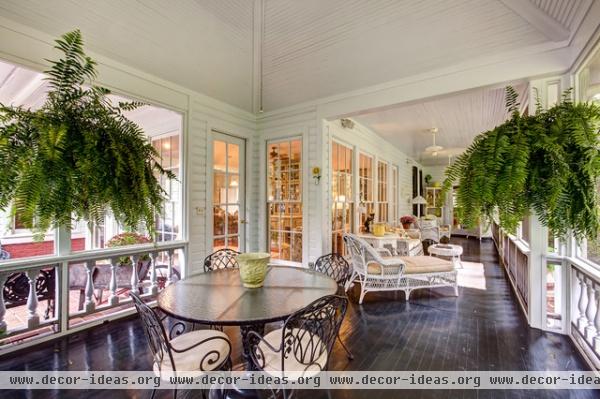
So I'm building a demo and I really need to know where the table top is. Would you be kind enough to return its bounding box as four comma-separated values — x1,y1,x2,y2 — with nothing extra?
157,265,338,326
356,233,400,240
428,244,463,255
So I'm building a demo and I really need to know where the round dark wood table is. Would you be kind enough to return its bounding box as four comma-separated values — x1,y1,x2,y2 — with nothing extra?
157,265,338,368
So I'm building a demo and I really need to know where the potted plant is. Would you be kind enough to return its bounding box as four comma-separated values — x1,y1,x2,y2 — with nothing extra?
237,252,270,288
400,215,416,230
106,232,152,267
444,86,600,240
0,30,173,239
424,174,432,186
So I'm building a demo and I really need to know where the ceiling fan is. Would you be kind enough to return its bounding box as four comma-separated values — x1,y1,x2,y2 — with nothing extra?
424,127,443,156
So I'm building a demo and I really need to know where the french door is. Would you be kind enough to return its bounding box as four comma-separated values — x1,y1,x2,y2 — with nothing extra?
212,132,246,252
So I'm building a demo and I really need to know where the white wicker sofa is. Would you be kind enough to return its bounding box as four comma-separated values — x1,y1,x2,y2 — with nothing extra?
343,234,458,304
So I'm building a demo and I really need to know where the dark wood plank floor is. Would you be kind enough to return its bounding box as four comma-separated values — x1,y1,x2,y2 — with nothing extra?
0,237,594,399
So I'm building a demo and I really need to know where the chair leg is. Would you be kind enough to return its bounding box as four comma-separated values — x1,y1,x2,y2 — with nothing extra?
359,287,366,304
337,333,354,360
344,271,356,292
150,389,156,399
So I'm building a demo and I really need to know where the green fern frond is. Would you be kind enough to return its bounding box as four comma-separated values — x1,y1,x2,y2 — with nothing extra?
0,30,173,237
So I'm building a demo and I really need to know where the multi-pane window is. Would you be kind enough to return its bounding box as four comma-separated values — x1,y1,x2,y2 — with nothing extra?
377,161,389,222
359,153,374,232
268,139,302,263
391,165,398,224
213,138,242,251
92,103,183,250
153,134,181,243
331,142,353,255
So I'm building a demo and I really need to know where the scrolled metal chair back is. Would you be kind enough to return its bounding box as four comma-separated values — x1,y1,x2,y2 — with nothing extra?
130,292,174,372
203,248,240,272
281,295,348,372
313,253,351,288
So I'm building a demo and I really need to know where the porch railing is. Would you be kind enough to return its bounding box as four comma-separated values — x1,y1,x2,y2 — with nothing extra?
570,261,600,369
493,222,529,318
0,240,186,356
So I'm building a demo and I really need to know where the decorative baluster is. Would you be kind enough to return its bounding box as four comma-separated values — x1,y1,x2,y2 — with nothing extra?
594,284,600,353
149,252,158,295
130,255,140,293
578,273,588,331
26,269,40,329
0,273,8,334
585,280,597,341
109,258,119,306
84,260,96,313
166,250,174,287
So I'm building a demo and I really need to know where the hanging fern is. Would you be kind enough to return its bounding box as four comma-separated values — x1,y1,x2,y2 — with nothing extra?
0,30,174,237
443,86,600,240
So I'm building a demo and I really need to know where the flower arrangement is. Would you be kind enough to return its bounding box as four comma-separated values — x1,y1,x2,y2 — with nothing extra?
400,215,416,229
106,232,152,266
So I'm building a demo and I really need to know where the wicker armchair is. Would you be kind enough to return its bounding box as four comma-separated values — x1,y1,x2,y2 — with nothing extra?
343,233,458,303
343,234,407,304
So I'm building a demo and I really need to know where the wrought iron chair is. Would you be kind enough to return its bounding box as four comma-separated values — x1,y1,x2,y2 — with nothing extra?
3,268,56,319
312,253,354,360
248,295,348,397
203,248,240,272
130,292,232,399
0,241,9,260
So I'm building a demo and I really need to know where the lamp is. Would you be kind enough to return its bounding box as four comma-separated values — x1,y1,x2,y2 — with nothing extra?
411,195,427,218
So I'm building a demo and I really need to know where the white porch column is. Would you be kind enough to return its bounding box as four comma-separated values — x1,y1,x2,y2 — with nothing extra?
527,211,546,330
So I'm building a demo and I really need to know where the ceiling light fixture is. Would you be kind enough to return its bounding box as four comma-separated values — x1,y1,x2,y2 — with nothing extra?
425,127,443,156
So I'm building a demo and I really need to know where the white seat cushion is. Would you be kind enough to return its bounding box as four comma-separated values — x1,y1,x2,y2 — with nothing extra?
401,256,454,274
153,329,230,377
257,328,328,379
367,256,453,275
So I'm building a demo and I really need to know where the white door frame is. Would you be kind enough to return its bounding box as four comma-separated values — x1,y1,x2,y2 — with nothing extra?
209,131,247,252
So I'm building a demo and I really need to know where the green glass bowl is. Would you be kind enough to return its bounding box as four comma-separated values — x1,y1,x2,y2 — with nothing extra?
237,252,270,288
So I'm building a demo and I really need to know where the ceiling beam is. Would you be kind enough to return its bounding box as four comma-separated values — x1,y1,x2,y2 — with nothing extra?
499,0,570,42
252,0,264,114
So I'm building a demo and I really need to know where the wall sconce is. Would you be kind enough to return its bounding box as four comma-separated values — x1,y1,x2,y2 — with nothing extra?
312,166,321,185
340,118,355,129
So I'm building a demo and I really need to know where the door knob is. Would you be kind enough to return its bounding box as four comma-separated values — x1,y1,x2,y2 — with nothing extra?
240,219,248,224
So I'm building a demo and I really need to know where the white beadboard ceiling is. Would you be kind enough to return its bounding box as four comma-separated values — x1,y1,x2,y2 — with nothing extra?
0,0,594,112
353,83,529,166
0,0,254,111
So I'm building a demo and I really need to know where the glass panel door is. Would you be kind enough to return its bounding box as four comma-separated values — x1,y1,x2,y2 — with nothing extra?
359,153,374,232
377,161,388,222
332,141,353,255
212,132,245,251
267,139,302,263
